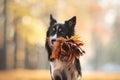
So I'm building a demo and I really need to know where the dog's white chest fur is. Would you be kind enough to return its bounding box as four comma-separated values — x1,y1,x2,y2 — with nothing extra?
50,60,64,78
50,59,81,80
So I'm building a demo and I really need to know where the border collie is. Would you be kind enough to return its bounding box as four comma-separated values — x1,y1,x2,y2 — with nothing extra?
45,15,81,80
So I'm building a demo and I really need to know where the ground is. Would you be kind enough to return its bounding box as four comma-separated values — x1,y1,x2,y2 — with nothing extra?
0,69,119,80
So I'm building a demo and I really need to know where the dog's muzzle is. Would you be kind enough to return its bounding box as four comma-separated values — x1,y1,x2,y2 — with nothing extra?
51,39,56,44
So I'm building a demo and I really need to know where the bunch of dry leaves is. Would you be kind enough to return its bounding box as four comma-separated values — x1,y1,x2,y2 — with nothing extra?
50,35,85,63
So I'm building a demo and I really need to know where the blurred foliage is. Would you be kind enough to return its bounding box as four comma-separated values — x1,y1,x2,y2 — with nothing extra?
0,0,120,71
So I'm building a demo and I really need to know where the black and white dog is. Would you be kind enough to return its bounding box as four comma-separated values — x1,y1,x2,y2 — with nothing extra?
45,15,81,80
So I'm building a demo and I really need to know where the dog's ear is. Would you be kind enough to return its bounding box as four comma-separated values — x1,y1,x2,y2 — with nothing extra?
50,14,57,26
65,16,76,28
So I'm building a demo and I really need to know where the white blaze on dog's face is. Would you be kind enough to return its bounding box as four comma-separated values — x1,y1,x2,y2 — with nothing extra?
50,33,57,44
49,25,59,46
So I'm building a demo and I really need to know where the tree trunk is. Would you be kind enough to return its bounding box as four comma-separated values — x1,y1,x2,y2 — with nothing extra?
0,0,7,70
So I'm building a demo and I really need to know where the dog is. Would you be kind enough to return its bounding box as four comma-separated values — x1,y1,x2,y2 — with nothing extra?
45,15,81,80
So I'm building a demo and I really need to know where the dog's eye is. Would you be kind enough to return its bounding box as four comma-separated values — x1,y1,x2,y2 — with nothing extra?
52,28,55,31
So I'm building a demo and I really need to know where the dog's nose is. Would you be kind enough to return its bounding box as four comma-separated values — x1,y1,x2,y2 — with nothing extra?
52,39,56,44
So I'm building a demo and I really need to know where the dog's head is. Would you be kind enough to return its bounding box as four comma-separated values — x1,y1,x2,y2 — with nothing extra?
46,15,76,47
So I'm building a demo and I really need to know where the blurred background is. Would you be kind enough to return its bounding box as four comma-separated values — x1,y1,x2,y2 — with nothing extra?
0,0,120,80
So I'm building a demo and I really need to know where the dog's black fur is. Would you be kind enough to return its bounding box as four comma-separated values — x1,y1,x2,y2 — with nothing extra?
45,15,81,80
